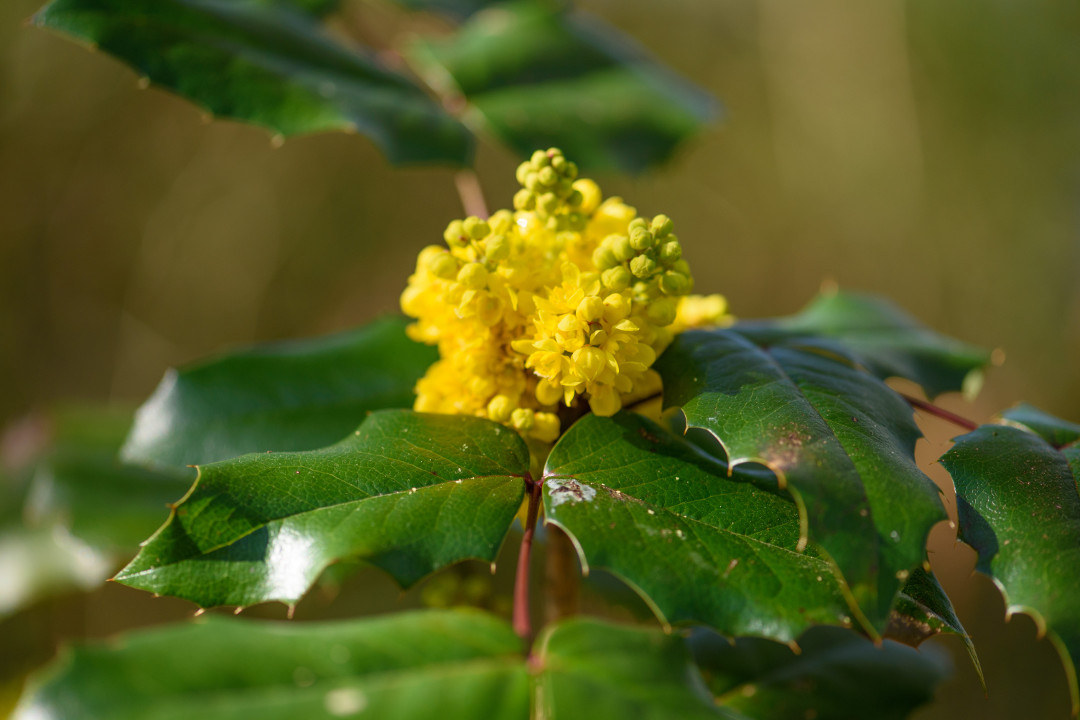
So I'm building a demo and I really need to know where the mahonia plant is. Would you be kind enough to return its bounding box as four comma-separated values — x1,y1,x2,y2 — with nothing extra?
10,0,1080,718
402,148,730,443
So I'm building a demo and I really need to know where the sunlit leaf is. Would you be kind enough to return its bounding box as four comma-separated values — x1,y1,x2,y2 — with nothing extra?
542,412,854,644
122,316,437,469
115,410,528,609
656,320,947,632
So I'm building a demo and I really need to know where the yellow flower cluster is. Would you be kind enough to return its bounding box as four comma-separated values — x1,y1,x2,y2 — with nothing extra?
401,149,731,443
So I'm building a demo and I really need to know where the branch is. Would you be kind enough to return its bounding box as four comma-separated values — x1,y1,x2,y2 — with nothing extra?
513,476,543,642
454,170,489,219
900,393,979,432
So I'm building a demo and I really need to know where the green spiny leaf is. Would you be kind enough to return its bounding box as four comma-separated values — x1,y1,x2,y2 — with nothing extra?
407,1,716,173
656,324,947,633
14,610,529,720
689,625,949,720
122,316,437,469
115,410,528,608
33,0,472,165
887,567,983,689
941,410,1080,715
543,412,854,644
734,290,990,399
534,617,739,719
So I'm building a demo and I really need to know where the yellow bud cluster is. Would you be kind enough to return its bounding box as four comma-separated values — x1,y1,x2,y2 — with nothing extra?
401,149,732,443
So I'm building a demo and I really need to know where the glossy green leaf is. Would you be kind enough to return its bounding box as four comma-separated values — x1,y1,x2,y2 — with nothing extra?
33,0,472,165
1000,402,1080,448
543,412,854,644
121,316,437,469
656,321,948,632
15,610,529,720
534,617,738,720
690,625,949,720
17,611,750,720
941,411,1080,714
734,290,990,399
887,567,983,687
408,1,716,173
115,410,528,608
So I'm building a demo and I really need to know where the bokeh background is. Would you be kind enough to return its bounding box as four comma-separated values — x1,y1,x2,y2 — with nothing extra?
1,0,1078,717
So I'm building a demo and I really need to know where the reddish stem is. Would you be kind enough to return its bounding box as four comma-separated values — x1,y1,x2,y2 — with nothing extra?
513,476,543,642
901,393,979,432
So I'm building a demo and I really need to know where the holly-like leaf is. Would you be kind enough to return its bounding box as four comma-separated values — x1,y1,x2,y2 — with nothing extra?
407,1,716,173
388,0,501,19
534,617,738,720
542,412,855,645
656,320,949,632
121,316,437,469
33,0,472,165
15,610,530,720
941,410,1080,715
734,290,990,399
689,625,949,720
115,410,528,609
1000,403,1080,449
887,567,983,687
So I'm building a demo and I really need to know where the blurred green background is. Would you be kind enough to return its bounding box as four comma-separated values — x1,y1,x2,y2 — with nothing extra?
1,0,1078,717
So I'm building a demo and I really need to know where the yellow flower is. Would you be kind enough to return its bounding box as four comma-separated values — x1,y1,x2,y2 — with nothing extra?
400,148,729,443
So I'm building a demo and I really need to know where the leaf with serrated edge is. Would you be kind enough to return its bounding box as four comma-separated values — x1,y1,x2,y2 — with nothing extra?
887,567,983,689
534,617,740,719
734,290,990,399
657,325,947,633
543,413,854,644
942,412,1080,715
14,610,529,720
115,410,528,609
122,316,437,469
407,2,716,173
689,625,949,720
33,0,472,165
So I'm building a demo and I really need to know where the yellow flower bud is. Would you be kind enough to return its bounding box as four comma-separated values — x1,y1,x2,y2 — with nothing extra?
531,412,561,443
511,407,535,432
514,189,536,211
659,270,690,296
487,395,514,422
650,214,674,237
588,385,622,416
603,293,631,322
572,179,601,214
538,192,559,215
532,149,551,167
628,218,648,233
538,166,558,187
489,209,514,234
576,295,605,322
659,240,681,264
536,380,562,406
458,262,488,290
629,227,654,251
444,220,468,247
515,161,532,186
572,346,607,382
463,216,490,240
630,255,657,278
592,246,618,271
428,252,459,279
606,234,634,262
485,234,510,261
602,266,632,291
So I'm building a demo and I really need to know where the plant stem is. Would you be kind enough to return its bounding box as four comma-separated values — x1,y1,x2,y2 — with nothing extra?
900,393,979,432
513,476,543,642
455,169,489,219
